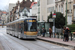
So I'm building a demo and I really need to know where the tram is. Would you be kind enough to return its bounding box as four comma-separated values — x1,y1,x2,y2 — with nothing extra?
6,17,37,39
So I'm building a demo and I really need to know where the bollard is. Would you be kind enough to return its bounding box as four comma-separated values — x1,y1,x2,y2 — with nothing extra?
55,33,56,38
57,32,59,38
61,33,63,39
71,33,72,41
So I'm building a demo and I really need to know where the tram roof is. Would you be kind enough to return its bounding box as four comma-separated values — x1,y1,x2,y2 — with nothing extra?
6,17,36,25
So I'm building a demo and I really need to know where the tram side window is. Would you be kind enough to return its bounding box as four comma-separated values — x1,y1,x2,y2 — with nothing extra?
16,23,18,31
15,23,17,31
24,21,28,31
19,24,21,32
13,24,14,31
12,24,14,31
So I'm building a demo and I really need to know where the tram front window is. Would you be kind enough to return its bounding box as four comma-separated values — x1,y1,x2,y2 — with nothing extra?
24,20,37,32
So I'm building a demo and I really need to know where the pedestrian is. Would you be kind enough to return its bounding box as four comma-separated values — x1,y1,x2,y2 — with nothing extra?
63,27,66,41
49,28,52,38
64,27,70,42
42,28,46,37
67,27,70,41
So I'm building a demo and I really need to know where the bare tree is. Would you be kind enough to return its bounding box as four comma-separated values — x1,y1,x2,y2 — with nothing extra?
3,5,9,12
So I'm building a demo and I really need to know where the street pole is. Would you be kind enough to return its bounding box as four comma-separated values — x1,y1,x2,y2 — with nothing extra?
2,20,4,28
53,18,55,38
52,13,56,38
65,0,67,26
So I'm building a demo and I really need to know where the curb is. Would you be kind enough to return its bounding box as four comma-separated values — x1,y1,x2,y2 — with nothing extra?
37,38,75,50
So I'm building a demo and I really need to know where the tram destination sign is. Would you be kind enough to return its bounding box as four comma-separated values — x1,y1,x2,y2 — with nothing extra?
27,20,36,22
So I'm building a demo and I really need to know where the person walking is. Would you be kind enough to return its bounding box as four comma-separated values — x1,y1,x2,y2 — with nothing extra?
42,28,46,37
63,27,66,41
64,27,70,42
67,27,70,41
49,28,52,38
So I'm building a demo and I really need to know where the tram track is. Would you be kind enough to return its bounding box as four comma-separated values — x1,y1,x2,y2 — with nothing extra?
0,29,49,50
0,29,72,50
0,31,13,50
0,28,71,50
6,34,48,50
3,32,65,50
4,32,50,50
0,35,14,50
24,40,50,50
2,33,30,50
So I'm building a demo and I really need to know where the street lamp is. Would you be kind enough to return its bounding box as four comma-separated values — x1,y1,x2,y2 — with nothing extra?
65,0,67,26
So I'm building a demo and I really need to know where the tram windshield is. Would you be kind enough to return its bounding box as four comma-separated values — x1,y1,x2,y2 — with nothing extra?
24,19,37,32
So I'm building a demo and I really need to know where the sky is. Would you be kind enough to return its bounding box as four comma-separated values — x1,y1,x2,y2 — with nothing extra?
0,0,37,11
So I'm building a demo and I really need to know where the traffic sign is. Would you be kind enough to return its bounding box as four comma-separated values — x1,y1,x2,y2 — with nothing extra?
53,13,56,18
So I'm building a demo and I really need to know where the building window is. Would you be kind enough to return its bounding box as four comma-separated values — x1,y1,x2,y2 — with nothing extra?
38,7,40,14
59,5,60,12
38,14,40,21
47,0,54,5
61,5,63,13
73,8,75,21
47,7,54,13
74,9,75,17
56,6,57,12
38,0,40,6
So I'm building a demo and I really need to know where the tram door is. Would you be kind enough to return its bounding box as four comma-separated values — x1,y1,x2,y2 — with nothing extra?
20,22,24,34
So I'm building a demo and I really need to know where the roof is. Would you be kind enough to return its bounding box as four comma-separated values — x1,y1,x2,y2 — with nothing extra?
20,7,30,12
7,17,36,25
2,12,7,14
30,2,37,8
0,11,8,15
20,0,32,8
13,0,32,13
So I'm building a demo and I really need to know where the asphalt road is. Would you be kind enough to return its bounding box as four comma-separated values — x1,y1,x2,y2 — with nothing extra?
0,26,72,50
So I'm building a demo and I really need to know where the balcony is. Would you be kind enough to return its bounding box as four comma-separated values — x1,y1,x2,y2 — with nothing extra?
73,4,75,8
55,0,65,2
72,17,75,22
55,0,61,2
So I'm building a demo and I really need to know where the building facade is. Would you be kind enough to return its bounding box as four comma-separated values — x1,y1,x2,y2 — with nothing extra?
9,0,33,22
73,0,75,23
37,0,55,22
55,0,65,16
55,0,74,25
37,0,55,33
37,0,40,21
9,3,16,12
0,11,8,25
47,0,55,16
32,4,38,17
67,0,73,25
9,3,16,22
38,0,75,25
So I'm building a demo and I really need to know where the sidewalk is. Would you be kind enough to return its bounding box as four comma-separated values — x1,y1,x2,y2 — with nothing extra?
37,36,75,50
